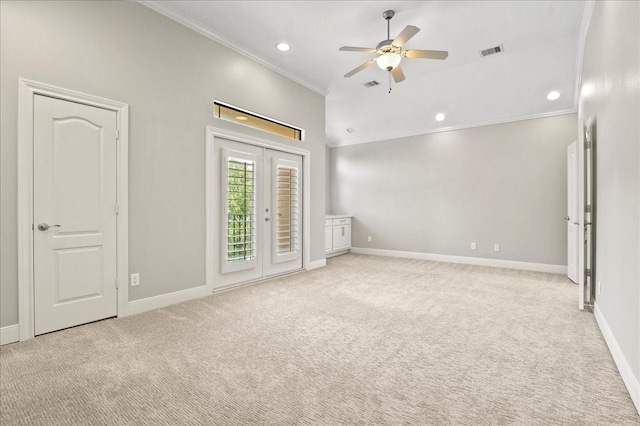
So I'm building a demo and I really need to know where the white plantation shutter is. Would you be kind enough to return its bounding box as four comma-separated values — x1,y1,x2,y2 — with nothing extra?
221,149,259,273
272,159,301,263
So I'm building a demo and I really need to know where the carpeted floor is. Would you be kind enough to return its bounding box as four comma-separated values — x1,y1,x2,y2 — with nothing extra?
1,254,638,425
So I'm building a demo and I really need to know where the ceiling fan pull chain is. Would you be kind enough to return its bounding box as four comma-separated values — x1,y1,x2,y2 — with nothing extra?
388,71,392,94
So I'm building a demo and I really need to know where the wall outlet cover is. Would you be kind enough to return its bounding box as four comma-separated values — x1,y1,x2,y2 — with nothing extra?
494,244,500,252
131,273,140,287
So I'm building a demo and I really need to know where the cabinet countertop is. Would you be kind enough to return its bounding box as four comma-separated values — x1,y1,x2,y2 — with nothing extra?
326,214,352,219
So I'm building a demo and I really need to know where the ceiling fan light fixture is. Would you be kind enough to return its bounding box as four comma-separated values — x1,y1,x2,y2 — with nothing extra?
376,52,401,71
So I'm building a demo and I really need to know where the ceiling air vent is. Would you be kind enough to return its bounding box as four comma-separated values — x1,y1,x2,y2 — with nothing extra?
480,45,504,57
364,80,380,88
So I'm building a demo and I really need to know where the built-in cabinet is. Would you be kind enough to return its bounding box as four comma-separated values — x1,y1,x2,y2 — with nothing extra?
325,215,352,257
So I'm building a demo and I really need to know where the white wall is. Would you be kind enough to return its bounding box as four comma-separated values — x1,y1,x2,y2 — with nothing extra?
330,114,577,267
0,1,326,327
579,0,640,412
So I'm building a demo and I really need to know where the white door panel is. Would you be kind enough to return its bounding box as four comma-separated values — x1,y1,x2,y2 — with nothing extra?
567,142,578,283
264,150,303,276
213,140,264,289
34,95,118,335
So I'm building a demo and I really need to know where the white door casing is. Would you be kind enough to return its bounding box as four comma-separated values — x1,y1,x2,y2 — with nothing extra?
18,79,129,341
33,95,118,335
567,141,579,283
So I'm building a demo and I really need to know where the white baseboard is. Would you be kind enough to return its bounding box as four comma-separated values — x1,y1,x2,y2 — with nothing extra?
0,324,20,345
126,285,208,316
594,303,640,415
306,258,326,270
350,247,567,274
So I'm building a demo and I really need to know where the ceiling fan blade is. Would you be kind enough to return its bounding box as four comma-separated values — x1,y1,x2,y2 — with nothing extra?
344,59,377,77
391,65,405,83
403,49,449,60
339,46,377,53
392,25,420,48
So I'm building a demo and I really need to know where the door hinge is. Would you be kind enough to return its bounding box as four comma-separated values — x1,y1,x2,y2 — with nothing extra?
586,268,592,277
115,204,120,215
116,129,120,140
585,140,592,149
115,277,119,289
585,205,592,213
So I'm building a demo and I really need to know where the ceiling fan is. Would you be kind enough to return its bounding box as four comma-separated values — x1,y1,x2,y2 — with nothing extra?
339,10,448,83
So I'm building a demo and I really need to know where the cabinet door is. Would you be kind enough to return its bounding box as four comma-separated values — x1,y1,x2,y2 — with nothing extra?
325,227,333,253
332,226,348,250
343,225,351,249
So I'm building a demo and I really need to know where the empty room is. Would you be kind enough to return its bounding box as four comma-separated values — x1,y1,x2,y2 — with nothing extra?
1,1,639,424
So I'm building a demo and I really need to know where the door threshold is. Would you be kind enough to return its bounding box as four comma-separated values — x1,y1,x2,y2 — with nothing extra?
212,268,305,294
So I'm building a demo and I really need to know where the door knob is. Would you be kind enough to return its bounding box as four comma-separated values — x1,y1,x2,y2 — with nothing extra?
265,217,271,222
37,223,61,231
564,216,570,221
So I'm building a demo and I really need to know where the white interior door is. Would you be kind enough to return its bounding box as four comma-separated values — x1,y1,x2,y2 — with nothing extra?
212,138,303,290
567,141,579,283
33,95,118,335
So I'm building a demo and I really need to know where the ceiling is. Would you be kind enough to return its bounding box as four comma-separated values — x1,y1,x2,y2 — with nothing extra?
141,1,590,147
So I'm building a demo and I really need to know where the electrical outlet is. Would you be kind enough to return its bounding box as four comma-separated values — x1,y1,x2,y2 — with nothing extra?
597,281,601,295
367,236,372,243
494,244,500,252
131,273,140,287
470,242,477,250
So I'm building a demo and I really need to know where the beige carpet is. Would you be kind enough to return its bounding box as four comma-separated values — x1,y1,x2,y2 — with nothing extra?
1,254,638,425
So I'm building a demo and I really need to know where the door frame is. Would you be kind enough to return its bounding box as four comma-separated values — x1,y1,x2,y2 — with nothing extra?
205,126,311,294
17,79,129,341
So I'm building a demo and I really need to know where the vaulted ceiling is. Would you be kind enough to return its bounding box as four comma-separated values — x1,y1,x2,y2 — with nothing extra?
141,1,590,147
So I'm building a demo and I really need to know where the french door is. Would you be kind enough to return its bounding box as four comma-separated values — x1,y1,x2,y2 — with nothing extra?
211,138,303,290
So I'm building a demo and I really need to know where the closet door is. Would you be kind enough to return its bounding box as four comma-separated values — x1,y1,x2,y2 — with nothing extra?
263,149,303,277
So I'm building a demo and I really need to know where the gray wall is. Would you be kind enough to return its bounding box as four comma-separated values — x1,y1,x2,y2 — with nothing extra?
330,114,577,265
580,1,639,386
0,1,326,327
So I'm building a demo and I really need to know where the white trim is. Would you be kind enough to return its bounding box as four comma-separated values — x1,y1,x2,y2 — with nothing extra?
594,303,640,415
306,259,326,270
127,286,208,316
350,247,567,274
573,0,595,108
0,325,20,346
328,110,577,148
205,126,312,294
17,79,130,340
138,1,326,96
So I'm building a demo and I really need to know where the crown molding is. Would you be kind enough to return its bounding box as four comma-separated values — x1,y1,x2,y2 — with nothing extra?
327,108,578,148
573,0,595,108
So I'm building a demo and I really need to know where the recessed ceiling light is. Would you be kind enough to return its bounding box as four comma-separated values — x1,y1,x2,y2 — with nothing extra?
547,91,560,100
276,42,290,52
435,113,445,122
346,128,355,133
235,116,248,121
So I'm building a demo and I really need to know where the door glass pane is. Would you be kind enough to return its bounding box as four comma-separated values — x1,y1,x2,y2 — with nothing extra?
227,158,256,262
275,166,299,254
